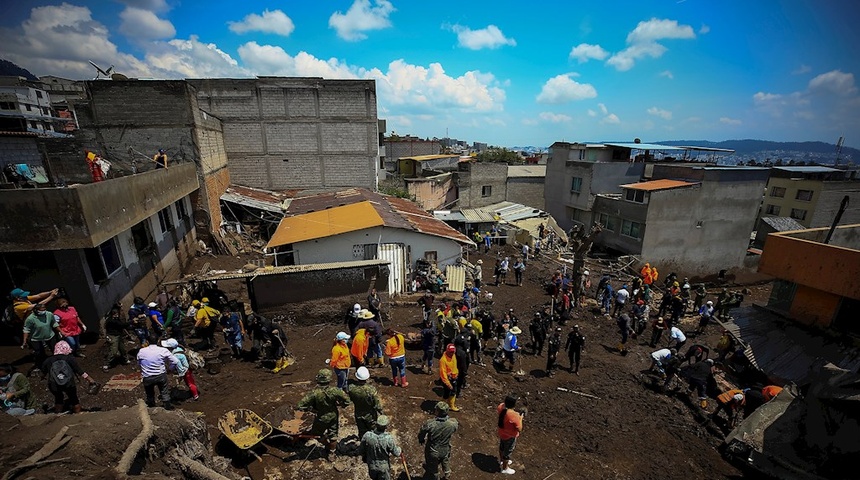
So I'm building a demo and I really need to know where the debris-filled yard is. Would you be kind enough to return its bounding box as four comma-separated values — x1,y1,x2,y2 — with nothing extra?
0,245,775,480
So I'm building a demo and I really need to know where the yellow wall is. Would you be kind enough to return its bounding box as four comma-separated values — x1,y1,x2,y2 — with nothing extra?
759,178,822,227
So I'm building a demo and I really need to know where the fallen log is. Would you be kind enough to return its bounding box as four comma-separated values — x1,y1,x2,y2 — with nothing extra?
556,387,601,400
115,400,153,478
172,453,233,480
2,425,72,480
282,381,312,387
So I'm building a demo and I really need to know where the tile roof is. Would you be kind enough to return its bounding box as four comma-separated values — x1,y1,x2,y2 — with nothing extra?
760,216,806,233
620,179,698,191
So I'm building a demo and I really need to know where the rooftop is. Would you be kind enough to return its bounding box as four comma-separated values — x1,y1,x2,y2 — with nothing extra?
266,201,384,248
220,184,301,213
507,165,546,177
398,154,460,162
760,216,806,233
620,179,699,191
604,142,687,151
773,166,841,173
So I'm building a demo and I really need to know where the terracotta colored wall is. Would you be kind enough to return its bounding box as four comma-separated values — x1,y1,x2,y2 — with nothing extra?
789,284,841,328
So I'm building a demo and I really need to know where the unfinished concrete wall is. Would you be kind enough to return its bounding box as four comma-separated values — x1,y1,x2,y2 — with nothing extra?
457,162,507,208
506,177,545,209
190,78,378,191
592,195,648,254
406,173,454,211
384,139,441,170
810,181,860,228
250,265,387,314
0,136,42,171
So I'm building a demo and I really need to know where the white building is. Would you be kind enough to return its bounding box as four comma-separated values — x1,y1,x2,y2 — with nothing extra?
0,83,57,133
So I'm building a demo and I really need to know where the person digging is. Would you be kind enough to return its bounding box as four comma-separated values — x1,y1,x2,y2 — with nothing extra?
298,369,351,460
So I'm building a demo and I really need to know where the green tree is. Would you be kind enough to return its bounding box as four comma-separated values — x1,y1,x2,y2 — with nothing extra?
475,147,522,164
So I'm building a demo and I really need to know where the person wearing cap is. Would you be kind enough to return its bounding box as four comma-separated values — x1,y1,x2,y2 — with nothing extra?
693,283,707,312
186,299,200,328
546,327,562,377
453,327,472,392
127,297,150,347
683,344,710,364
696,300,715,335
10,287,59,326
163,338,199,400
359,414,401,480
565,325,586,375
439,344,460,411
298,369,351,459
483,231,492,253
21,302,61,373
148,302,165,339
418,293,435,322
345,303,362,335
383,329,408,387
528,313,547,357
473,260,483,289
153,148,168,168
576,270,591,306
712,388,747,427
137,332,179,410
616,313,634,356
497,395,524,475
418,401,459,480
349,366,383,438
357,309,384,368
467,316,484,365
650,348,677,376
331,332,352,390
193,297,219,351
512,257,525,286
501,326,521,371
649,316,667,348
685,358,714,408
219,306,246,358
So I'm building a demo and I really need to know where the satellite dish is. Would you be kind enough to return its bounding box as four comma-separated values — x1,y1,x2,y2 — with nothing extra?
88,61,114,80
110,73,129,81
634,138,641,144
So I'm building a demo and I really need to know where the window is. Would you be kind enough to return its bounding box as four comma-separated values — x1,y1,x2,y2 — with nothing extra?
621,220,643,239
790,208,807,221
597,213,618,231
353,244,377,260
0,102,13,110
481,185,492,197
795,189,814,201
24,104,32,111
35,91,43,99
578,149,586,160
130,220,154,253
157,207,174,234
765,204,781,215
175,198,188,220
570,177,583,193
84,238,122,283
770,186,786,198
625,189,646,203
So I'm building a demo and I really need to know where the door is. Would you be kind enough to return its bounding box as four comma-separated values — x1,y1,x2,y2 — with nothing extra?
378,243,406,295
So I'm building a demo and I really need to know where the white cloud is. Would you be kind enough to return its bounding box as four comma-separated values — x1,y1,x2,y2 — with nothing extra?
587,109,597,117
698,24,710,34
598,103,608,115
238,42,358,78
228,9,295,36
720,117,742,125
792,64,811,75
450,24,516,50
119,7,176,40
0,3,152,78
626,18,696,44
607,18,695,71
601,113,620,124
536,74,597,104
521,118,538,126
147,36,250,78
647,107,672,120
116,0,169,12
569,43,608,63
660,70,674,79
808,70,857,96
753,92,782,104
539,112,572,123
329,0,395,41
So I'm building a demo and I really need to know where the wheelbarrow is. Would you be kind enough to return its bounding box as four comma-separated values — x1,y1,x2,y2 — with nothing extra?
218,408,273,461
264,405,318,442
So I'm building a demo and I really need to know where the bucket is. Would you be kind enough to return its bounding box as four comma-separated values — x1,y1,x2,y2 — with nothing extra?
219,348,233,364
207,359,222,375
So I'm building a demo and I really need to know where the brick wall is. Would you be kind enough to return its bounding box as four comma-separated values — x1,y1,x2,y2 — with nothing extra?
507,177,546,209
0,136,42,171
457,162,508,208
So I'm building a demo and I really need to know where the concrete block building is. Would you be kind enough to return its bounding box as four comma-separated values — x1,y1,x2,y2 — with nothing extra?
757,166,860,229
189,78,379,192
592,165,769,278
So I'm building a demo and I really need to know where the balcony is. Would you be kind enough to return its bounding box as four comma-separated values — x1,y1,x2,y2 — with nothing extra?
0,163,198,251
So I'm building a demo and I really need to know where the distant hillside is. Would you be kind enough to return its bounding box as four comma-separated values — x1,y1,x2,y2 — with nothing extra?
658,139,859,158
0,59,37,81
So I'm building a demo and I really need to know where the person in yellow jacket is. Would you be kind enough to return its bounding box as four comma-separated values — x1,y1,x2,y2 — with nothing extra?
193,298,219,350
384,329,408,387
712,388,747,427
330,332,351,390
351,328,370,366
439,344,460,411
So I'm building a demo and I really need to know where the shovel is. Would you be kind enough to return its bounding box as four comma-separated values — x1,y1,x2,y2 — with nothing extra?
272,333,296,373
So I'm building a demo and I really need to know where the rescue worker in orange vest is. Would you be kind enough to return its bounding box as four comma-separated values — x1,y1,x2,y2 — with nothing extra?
762,385,783,402
712,388,748,426
330,332,351,390
384,329,408,387
440,344,460,411
640,263,653,285
351,328,370,366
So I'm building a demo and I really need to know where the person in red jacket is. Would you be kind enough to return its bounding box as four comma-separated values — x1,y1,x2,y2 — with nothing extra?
497,395,524,475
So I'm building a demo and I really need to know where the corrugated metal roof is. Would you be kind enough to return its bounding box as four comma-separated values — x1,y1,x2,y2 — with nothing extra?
761,216,806,232
386,196,474,245
165,259,391,283
773,166,841,173
433,211,466,222
620,179,698,191
507,165,547,177
722,306,860,385
604,142,686,151
266,201,384,248
221,185,298,213
398,154,460,162
460,208,499,223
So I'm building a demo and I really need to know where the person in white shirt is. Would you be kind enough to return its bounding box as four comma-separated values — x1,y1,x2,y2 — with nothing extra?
521,244,529,263
650,348,677,375
669,326,687,350
612,285,630,317
137,334,179,409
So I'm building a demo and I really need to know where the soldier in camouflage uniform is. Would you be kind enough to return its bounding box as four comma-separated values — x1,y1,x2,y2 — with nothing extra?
359,415,402,480
298,369,351,459
349,366,383,438
418,401,459,480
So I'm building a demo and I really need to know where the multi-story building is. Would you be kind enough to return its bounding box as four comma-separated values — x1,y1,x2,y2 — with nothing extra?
383,136,442,171
591,164,769,277
758,166,860,229
189,78,379,192
0,77,59,133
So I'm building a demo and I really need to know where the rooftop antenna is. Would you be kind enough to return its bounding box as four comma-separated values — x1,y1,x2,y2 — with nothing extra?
88,61,114,80
835,135,845,166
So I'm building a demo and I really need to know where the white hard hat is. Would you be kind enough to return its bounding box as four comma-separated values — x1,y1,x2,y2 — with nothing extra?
353,303,361,313
336,332,350,341
707,301,713,305
148,302,158,308
583,270,590,275
355,366,370,381
733,393,744,402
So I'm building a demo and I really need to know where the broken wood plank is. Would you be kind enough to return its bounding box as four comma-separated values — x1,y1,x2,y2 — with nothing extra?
556,386,601,400
282,381,312,387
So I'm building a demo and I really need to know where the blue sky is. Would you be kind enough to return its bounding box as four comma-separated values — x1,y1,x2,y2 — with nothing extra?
2,0,859,148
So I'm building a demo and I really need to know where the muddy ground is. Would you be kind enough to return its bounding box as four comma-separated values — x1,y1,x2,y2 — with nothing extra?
0,246,772,479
